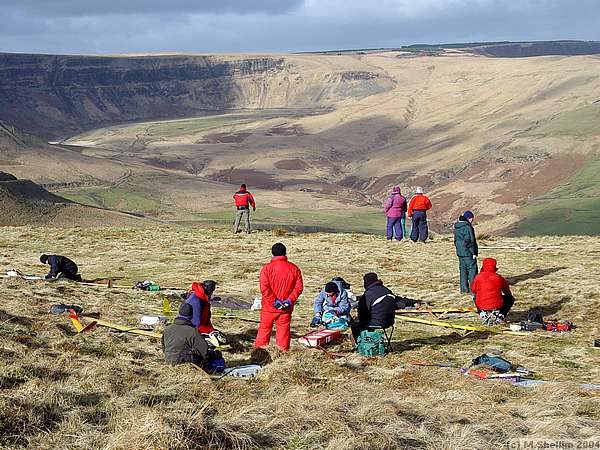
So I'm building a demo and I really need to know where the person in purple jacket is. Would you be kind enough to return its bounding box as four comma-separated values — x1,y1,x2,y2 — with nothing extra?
383,185,407,241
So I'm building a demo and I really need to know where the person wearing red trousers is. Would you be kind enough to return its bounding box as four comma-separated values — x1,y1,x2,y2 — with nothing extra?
255,242,303,351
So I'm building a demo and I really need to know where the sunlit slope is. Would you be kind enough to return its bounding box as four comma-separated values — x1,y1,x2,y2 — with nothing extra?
63,53,600,234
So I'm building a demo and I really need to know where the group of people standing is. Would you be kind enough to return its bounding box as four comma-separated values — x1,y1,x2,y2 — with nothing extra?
383,186,432,243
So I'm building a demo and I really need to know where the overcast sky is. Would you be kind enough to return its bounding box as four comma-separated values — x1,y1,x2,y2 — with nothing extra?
2,0,599,54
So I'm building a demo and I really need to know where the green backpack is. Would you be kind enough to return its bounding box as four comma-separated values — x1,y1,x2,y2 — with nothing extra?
357,330,386,357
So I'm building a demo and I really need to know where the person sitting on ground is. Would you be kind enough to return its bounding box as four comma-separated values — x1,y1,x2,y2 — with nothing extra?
407,187,433,243
383,185,407,241
471,258,515,324
185,280,227,347
40,254,82,281
331,276,357,309
350,273,397,342
453,210,479,294
162,303,209,366
311,280,352,329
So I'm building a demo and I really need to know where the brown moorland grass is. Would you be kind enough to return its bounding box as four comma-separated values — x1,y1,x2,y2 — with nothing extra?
0,226,598,449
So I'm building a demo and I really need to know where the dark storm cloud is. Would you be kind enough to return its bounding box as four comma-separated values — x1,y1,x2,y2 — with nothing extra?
1,0,599,54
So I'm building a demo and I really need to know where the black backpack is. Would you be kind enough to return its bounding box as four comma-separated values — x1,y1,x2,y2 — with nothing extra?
527,308,544,324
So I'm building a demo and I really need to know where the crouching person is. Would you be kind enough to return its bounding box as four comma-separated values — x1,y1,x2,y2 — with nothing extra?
311,280,351,329
162,303,209,366
40,254,82,281
185,280,228,348
350,273,397,343
471,258,515,324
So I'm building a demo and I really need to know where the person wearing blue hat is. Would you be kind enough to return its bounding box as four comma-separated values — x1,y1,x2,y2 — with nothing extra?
453,210,478,294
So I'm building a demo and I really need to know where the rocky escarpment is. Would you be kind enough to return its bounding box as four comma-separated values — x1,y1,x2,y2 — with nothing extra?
472,41,600,57
0,53,392,139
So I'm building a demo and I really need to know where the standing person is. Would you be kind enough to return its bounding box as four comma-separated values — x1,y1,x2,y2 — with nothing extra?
471,258,515,323
233,184,256,234
40,254,82,281
383,185,407,241
453,210,478,294
255,243,303,351
407,187,432,243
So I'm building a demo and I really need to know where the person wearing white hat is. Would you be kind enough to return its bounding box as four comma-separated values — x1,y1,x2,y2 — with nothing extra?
407,187,432,242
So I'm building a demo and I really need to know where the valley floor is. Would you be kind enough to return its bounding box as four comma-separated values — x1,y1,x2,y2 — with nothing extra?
0,226,598,449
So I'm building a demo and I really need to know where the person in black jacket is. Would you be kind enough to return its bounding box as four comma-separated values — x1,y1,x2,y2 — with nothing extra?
40,254,82,281
162,303,209,366
453,210,478,294
350,273,397,341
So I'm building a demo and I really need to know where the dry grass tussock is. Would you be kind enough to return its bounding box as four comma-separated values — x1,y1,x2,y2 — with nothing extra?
0,225,599,449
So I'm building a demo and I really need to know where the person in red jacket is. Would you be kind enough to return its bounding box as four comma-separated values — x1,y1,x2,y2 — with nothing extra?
407,187,433,243
233,184,256,234
471,258,515,323
255,243,304,351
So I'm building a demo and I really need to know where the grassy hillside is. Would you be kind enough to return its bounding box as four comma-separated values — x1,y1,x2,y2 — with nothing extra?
535,104,600,137
0,173,144,227
4,53,600,236
515,157,600,235
184,206,385,234
0,226,598,449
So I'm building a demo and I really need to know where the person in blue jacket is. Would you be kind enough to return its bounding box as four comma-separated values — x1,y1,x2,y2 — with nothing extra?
310,280,351,328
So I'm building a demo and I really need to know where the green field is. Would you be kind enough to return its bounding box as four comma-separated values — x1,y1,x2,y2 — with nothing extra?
535,103,600,136
60,187,165,214
514,157,600,235
58,187,388,233
180,206,387,234
68,109,324,149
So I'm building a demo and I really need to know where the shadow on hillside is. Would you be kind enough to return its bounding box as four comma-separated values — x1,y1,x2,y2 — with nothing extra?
392,331,491,353
508,296,571,321
506,266,567,285
0,308,34,327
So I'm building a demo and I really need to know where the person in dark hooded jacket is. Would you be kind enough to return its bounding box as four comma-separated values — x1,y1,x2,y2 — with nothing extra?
350,273,397,341
40,254,82,281
453,210,478,294
162,303,209,365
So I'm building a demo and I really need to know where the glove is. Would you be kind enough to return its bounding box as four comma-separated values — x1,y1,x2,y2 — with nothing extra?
273,299,284,310
282,300,292,309
310,316,321,327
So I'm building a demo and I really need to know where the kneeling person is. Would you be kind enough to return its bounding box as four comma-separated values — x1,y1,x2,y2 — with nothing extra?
471,258,515,323
185,280,227,347
162,303,209,366
350,273,397,342
40,254,82,281
311,280,351,329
